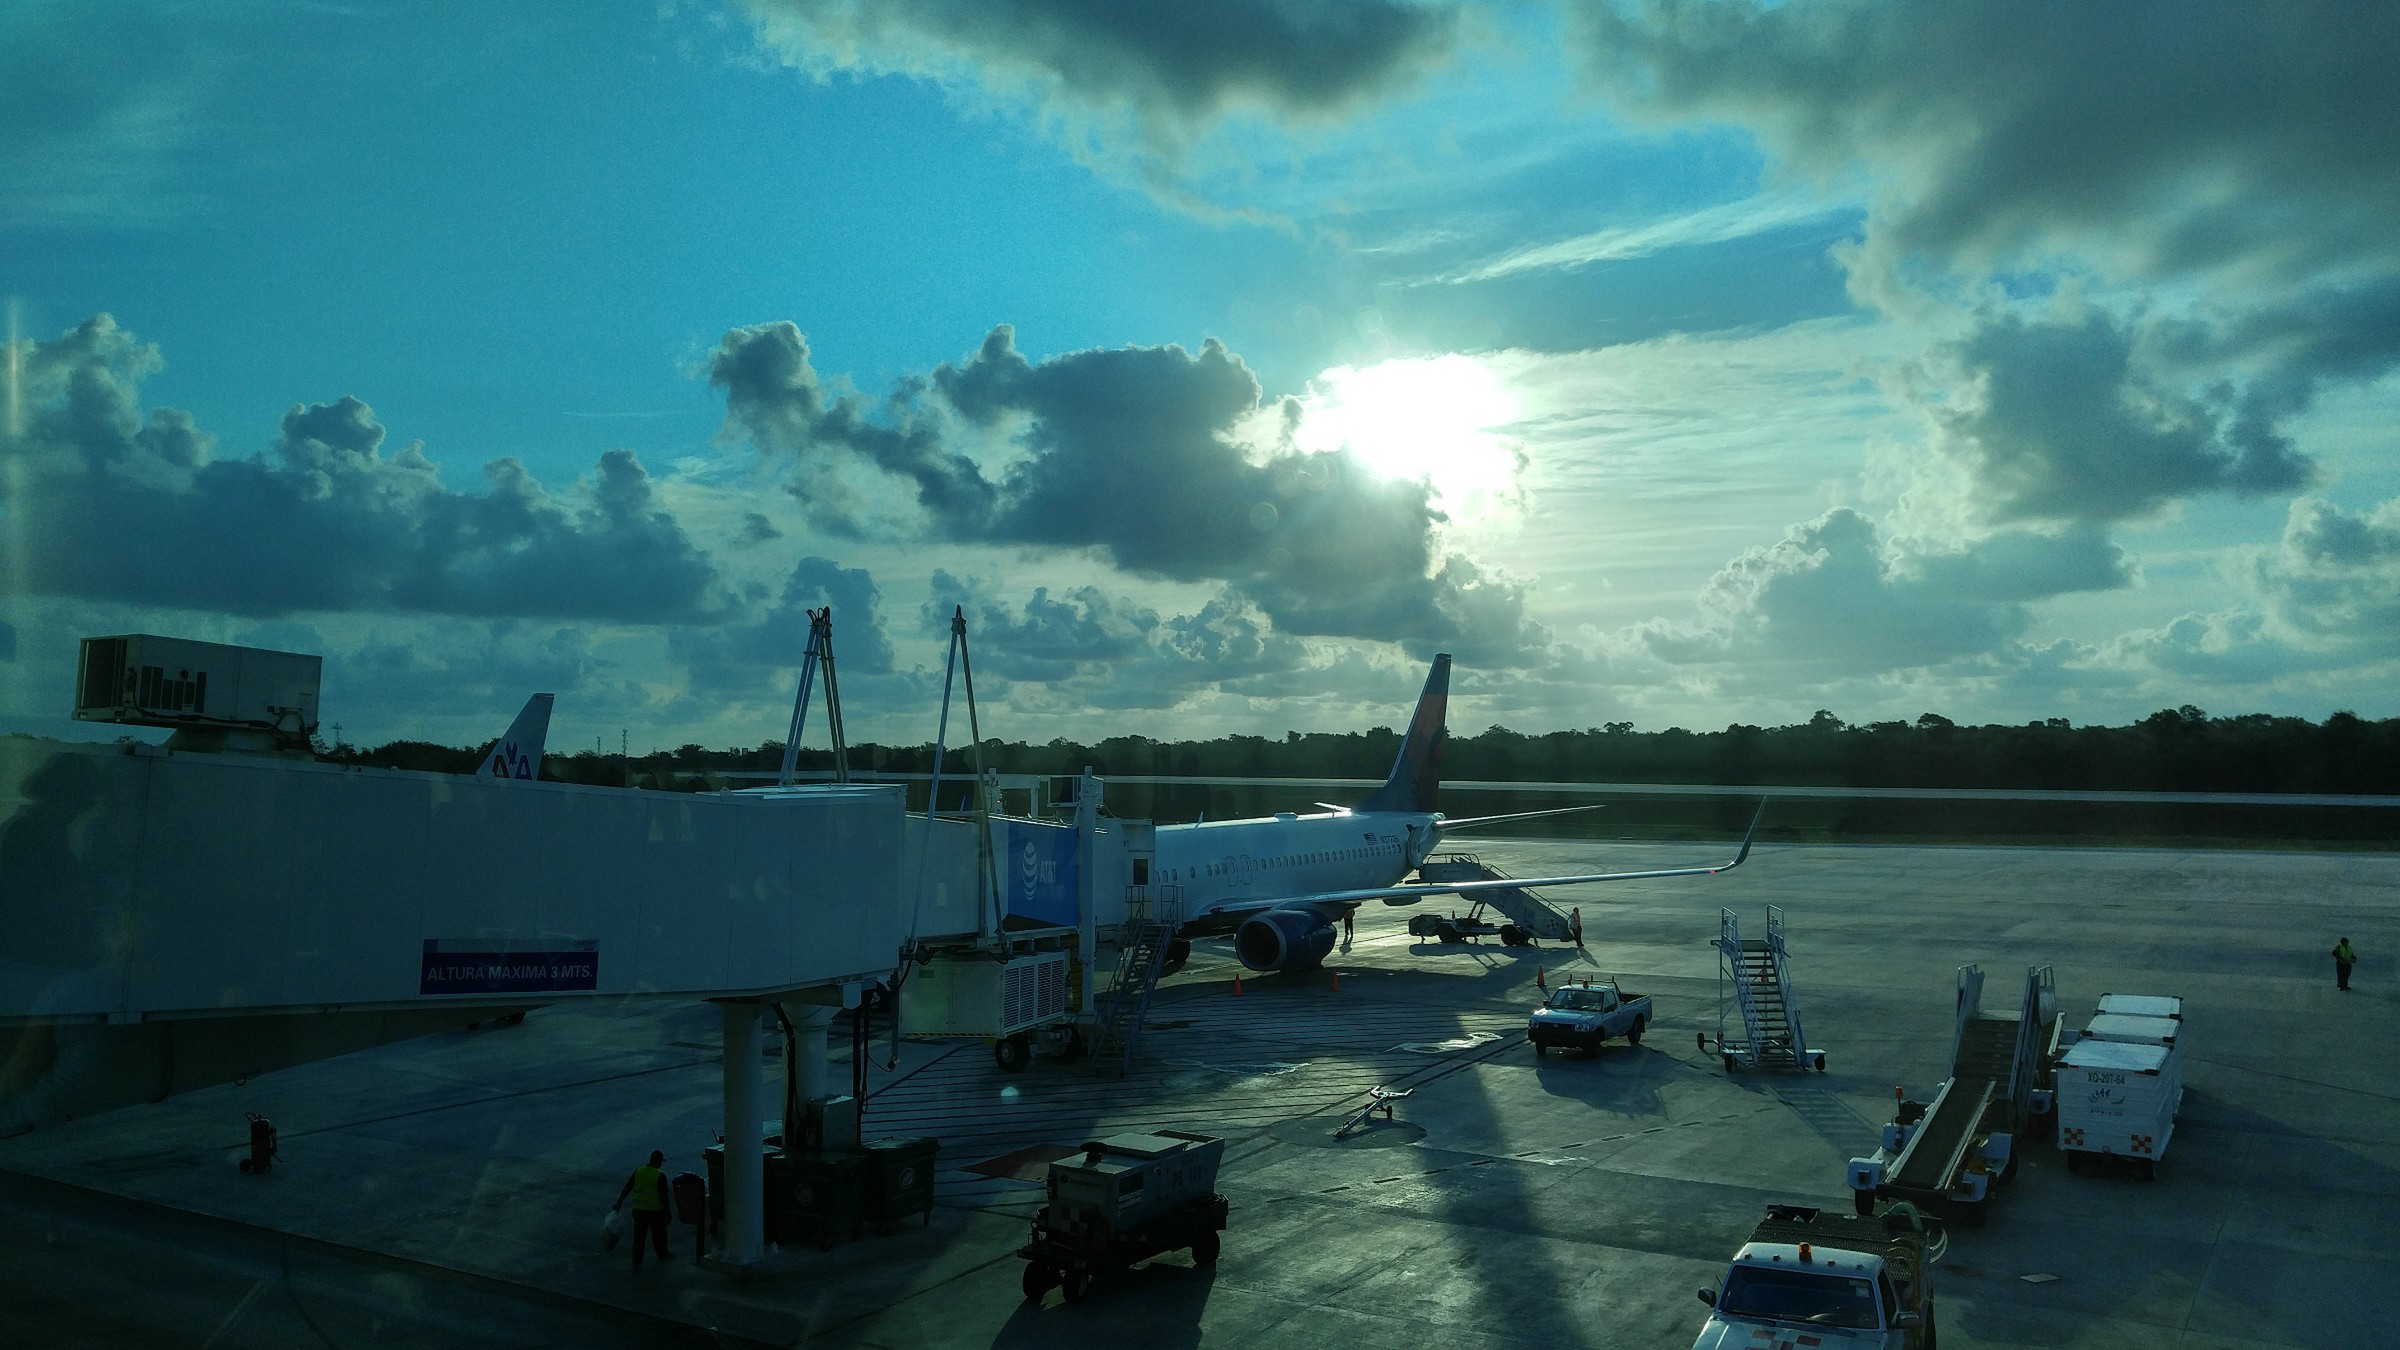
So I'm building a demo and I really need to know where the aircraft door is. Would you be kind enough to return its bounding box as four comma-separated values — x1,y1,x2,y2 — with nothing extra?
1237,853,1255,888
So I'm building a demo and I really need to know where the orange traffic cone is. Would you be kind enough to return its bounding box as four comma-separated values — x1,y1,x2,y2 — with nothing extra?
1536,965,1547,991
1232,973,1243,997
1330,970,1340,992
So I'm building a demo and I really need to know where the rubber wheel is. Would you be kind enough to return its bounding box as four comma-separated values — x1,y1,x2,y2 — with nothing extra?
1723,1053,1737,1073
1626,1019,1645,1047
1923,1300,1938,1350
1853,1189,1874,1216
1814,1053,1828,1072
2138,1158,2157,1181
496,1011,527,1026
238,1159,254,1174
1060,1268,1089,1303
994,1033,1031,1072
1192,1231,1220,1266
1161,939,1191,975
1052,1031,1086,1063
1021,1263,1056,1301
1532,1043,1546,1058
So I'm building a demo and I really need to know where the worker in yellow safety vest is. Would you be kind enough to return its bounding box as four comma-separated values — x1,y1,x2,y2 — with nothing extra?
2333,938,2357,991
615,1149,673,1267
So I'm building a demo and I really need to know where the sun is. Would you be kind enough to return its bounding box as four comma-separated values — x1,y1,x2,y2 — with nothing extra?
1292,355,1522,514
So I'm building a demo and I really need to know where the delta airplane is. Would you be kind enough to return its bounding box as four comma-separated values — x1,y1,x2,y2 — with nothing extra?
1148,654,1758,974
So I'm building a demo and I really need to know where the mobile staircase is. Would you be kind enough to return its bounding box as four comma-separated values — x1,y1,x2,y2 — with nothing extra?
1848,963,2058,1224
1089,887,1182,1077
1713,906,1826,1072
1414,856,1577,942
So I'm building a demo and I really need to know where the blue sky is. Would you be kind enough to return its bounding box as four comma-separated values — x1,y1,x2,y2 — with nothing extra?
6,1,2398,753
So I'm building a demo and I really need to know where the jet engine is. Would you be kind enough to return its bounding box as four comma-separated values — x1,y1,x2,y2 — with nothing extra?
1233,907,1337,972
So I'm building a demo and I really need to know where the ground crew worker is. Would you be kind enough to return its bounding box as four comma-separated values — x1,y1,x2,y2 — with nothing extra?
1570,907,1584,948
2333,938,2357,991
615,1149,672,1267
1343,907,1355,944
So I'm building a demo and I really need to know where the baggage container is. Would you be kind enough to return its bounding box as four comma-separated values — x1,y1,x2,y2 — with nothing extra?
774,1151,866,1249
2057,1038,2181,1177
856,1136,939,1230
2095,993,2182,1020
2083,1013,2180,1048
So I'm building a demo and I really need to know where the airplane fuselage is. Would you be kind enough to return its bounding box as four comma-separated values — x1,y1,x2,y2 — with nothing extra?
1150,808,1441,933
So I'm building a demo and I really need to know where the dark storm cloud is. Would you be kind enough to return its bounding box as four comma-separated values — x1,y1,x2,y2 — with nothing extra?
1923,305,2317,524
3,315,726,623
1639,508,2125,675
1575,0,2400,287
708,321,996,531
672,555,895,697
741,0,1459,144
932,325,1550,664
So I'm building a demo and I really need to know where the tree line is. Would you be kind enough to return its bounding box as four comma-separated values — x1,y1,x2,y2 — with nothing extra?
345,705,2400,797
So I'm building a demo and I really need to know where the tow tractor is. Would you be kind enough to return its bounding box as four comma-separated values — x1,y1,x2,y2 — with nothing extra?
1020,1130,1229,1304
1407,904,1535,947
1848,964,2057,1225
1694,1204,1944,1349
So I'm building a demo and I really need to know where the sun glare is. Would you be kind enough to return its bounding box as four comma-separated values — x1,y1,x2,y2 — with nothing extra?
1294,355,1522,514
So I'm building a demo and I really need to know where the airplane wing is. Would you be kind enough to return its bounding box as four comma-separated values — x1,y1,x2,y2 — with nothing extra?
1435,804,1606,832
1194,804,1763,919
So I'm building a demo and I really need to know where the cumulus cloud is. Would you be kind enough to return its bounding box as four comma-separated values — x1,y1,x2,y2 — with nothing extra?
926,571,1314,709
2255,496,2400,649
708,321,995,532
3,315,728,623
1632,508,2128,676
739,0,1460,159
672,555,895,699
711,320,1550,664
933,325,1551,663
1575,0,2400,288
1916,303,2317,523
1578,1,2399,529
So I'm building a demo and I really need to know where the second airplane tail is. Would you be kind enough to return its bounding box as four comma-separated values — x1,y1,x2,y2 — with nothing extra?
477,692,555,781
1356,654,1448,815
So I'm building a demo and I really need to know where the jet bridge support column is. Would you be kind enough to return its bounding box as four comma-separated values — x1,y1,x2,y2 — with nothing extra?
720,1000,766,1267
791,1006,834,1102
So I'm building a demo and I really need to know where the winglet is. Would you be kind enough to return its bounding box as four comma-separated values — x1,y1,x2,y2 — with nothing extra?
1728,799,1765,869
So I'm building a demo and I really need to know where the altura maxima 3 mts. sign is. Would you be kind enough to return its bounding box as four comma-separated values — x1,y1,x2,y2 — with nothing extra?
419,938,599,995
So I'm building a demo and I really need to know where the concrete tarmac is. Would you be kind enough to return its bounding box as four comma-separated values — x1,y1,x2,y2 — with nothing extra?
6,839,2396,1348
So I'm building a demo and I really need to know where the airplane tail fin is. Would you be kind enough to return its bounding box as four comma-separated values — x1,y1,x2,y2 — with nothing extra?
1357,654,1448,814
477,693,554,781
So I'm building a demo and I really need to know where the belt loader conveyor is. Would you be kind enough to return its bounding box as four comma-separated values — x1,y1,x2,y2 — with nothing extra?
1849,963,2057,1225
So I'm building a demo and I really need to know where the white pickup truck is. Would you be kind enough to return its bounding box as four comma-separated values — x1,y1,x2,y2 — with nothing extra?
1694,1205,1938,1350
1527,981,1650,1057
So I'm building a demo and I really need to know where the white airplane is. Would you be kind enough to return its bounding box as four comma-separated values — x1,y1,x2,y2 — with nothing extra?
475,693,555,781
1149,654,1759,973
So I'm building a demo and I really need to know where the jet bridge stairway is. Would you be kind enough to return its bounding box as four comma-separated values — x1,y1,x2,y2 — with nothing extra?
1088,890,1183,1077
1714,906,1825,1072
1414,856,1576,941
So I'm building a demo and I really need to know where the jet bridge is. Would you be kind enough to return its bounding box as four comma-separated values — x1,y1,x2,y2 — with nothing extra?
0,735,916,1269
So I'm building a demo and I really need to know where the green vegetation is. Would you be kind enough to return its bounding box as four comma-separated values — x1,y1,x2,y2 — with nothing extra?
331,706,2400,848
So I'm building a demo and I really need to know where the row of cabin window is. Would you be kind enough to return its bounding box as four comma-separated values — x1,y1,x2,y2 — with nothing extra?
1176,841,1392,881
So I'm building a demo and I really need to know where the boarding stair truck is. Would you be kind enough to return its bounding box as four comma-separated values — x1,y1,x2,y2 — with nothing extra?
2057,993,2184,1178
1693,1204,1940,1349
1413,855,1574,945
1019,1130,1229,1304
1712,906,1827,1072
1849,964,2058,1225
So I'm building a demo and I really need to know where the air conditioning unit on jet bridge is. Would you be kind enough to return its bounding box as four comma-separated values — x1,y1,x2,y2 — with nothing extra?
902,951,1071,1038
75,634,321,741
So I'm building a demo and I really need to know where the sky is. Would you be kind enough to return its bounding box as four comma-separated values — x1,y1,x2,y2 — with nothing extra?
5,1,2398,755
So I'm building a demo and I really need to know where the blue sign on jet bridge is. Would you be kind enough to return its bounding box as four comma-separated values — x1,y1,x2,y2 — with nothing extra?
419,938,599,995
1005,821,1079,926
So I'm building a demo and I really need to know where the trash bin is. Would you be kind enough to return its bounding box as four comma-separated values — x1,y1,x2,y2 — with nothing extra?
855,1136,939,1231
775,1151,866,1249
703,1142,784,1237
